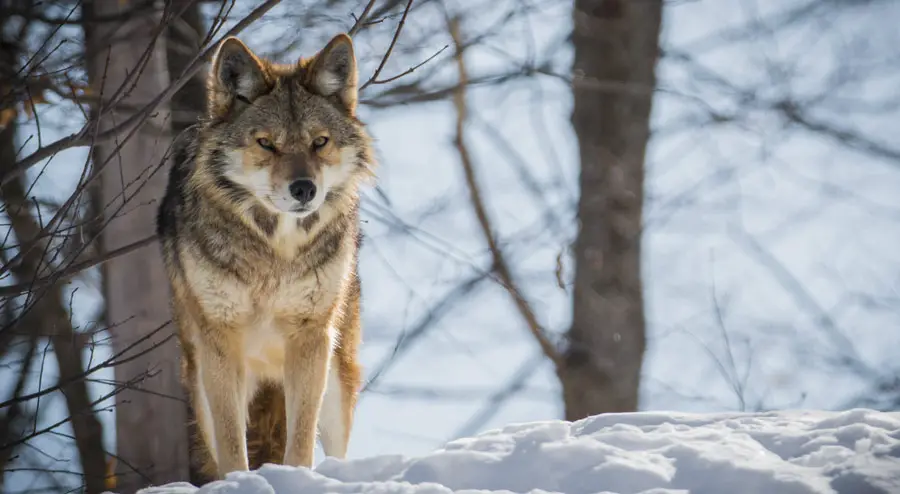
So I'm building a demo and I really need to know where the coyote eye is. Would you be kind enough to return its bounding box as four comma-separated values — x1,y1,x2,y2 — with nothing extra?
312,136,329,150
257,137,276,152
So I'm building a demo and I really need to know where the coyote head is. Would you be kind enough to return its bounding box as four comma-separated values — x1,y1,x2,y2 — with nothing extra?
203,34,373,217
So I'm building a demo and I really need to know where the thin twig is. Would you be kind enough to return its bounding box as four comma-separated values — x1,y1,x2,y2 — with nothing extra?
348,0,378,36
3,0,282,186
0,320,172,409
369,44,449,85
0,234,157,297
360,0,414,92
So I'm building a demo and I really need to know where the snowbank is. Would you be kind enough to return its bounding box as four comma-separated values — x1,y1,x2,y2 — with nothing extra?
135,409,900,494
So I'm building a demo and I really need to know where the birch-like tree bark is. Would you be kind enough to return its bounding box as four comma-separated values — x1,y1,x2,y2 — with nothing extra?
85,1,189,489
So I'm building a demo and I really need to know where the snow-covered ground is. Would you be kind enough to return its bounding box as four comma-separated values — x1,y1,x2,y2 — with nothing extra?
134,409,900,494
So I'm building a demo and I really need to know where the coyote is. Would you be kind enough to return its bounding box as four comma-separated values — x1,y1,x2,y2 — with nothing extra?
156,33,374,478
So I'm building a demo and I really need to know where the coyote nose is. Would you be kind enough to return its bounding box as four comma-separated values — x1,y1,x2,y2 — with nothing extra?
289,179,317,204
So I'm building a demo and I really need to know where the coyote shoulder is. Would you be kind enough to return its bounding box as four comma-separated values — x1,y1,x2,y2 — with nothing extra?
156,33,374,478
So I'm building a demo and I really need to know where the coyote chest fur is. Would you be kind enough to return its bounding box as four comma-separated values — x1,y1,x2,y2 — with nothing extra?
181,210,356,380
156,33,374,479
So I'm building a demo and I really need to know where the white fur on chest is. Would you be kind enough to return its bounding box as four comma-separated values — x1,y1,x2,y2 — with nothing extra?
186,254,350,321
184,206,352,314
243,318,286,379
182,212,352,380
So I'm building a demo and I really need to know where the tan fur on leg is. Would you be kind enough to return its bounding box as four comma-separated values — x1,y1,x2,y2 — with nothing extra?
197,341,250,475
282,327,331,468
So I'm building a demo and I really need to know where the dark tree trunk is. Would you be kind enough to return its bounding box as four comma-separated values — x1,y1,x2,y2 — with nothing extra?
560,0,663,419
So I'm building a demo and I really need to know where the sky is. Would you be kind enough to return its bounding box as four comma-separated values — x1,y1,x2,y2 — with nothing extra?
3,0,900,491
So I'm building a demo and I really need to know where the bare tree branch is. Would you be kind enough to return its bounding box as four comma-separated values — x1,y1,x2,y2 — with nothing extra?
448,16,562,367
360,0,414,91
2,0,282,187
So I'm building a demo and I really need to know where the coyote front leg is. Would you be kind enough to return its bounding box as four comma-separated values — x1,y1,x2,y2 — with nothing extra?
281,323,331,468
197,339,250,476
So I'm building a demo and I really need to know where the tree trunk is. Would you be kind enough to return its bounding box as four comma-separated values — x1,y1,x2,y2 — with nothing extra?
84,1,189,490
164,1,212,486
559,0,662,420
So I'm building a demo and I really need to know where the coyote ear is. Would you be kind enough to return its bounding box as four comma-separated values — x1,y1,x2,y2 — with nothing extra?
306,34,358,113
208,37,269,118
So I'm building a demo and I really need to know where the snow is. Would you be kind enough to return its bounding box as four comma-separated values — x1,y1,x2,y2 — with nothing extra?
134,409,900,494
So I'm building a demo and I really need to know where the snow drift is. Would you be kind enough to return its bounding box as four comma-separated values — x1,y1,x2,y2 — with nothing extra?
135,409,900,494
